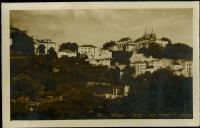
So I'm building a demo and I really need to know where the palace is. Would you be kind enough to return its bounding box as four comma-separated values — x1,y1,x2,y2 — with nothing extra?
126,28,168,52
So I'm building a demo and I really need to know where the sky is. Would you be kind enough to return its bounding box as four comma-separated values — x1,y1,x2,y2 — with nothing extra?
10,9,193,47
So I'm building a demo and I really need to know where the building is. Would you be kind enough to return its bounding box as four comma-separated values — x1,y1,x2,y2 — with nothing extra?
109,45,118,51
33,37,57,55
129,52,157,63
155,39,168,47
182,61,192,77
98,58,112,66
89,59,99,66
145,67,158,74
148,60,163,70
94,49,112,59
127,28,156,52
126,28,168,52
160,58,173,69
166,60,192,77
131,61,147,77
124,85,130,96
95,86,130,100
57,50,77,58
116,37,132,51
83,47,112,66
78,44,98,59
89,58,112,67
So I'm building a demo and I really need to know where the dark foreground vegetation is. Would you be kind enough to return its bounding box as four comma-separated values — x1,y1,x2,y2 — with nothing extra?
10,27,192,119
11,55,192,120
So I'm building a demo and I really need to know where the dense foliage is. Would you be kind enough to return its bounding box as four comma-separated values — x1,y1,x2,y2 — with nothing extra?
10,28,193,119
112,51,133,64
11,55,192,119
105,69,192,118
138,42,192,60
59,42,78,52
10,27,35,55
103,40,117,50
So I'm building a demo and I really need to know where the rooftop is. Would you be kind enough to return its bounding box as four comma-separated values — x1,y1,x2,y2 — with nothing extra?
59,49,75,53
80,44,96,48
118,37,132,42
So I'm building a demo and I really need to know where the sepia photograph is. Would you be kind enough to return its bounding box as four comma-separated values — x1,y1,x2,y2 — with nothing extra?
2,2,199,127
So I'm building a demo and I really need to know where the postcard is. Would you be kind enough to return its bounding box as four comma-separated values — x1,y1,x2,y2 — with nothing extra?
1,1,199,127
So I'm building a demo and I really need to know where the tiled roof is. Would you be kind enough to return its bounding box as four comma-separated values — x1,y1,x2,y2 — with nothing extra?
80,44,96,48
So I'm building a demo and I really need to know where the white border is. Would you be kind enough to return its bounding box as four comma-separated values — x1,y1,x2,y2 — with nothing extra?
2,2,199,127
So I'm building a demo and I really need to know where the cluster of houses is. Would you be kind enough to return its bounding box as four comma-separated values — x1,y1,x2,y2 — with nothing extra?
129,53,192,77
95,85,130,100
86,82,130,100
32,28,192,78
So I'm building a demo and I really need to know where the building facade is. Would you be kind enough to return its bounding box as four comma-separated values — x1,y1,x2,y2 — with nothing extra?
57,50,77,58
182,61,192,77
131,61,147,77
126,28,168,52
116,37,132,51
78,44,98,59
33,37,57,55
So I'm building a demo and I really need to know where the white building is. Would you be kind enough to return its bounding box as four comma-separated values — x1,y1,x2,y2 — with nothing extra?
103,86,130,99
145,67,158,74
156,39,168,47
129,52,157,63
172,62,182,71
132,61,147,77
33,37,57,55
78,44,98,59
98,58,111,66
89,59,99,66
145,59,172,74
94,49,112,59
148,60,163,70
57,50,77,58
182,61,192,77
166,60,192,77
116,37,132,51
124,85,130,96
89,58,111,67
109,45,118,51
82,47,112,67
160,58,173,69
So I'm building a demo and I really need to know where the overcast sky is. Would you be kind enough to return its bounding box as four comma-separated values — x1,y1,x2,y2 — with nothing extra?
10,9,193,47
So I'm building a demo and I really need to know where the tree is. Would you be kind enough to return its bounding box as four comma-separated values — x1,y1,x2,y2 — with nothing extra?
37,44,46,55
161,37,172,44
164,43,192,60
11,73,44,99
121,66,134,85
47,47,58,67
111,66,120,85
138,42,192,60
59,42,78,52
10,27,35,55
47,47,58,59
112,51,132,64
103,40,116,50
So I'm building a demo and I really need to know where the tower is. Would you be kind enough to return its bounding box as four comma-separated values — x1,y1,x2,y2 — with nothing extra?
143,26,147,38
144,26,147,36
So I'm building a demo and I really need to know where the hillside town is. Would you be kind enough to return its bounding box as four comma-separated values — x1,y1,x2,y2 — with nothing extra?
10,27,193,119
18,28,192,79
